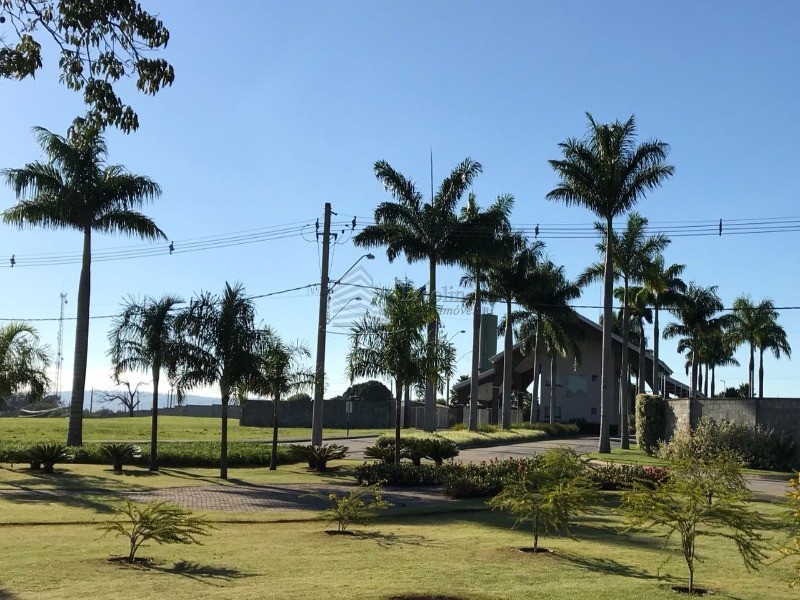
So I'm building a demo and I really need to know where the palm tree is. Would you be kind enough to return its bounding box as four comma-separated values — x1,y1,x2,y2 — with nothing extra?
757,319,791,398
459,193,514,431
354,158,482,431
541,313,583,425
347,281,433,463
547,113,674,453
580,213,668,448
108,295,184,471
616,286,653,396
638,256,686,396
0,322,51,407
2,127,164,445
176,282,264,479
700,326,739,398
252,335,312,470
486,234,543,429
663,283,731,398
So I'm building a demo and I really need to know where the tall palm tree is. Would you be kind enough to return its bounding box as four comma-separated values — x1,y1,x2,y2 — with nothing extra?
108,294,184,471
458,193,513,431
354,158,482,431
757,320,791,398
0,322,51,407
176,282,265,479
252,335,312,470
541,313,583,425
638,256,686,396
547,113,674,452
616,286,652,396
2,127,164,445
485,234,543,429
347,281,433,463
730,296,786,398
580,213,668,448
699,326,739,398
663,283,731,398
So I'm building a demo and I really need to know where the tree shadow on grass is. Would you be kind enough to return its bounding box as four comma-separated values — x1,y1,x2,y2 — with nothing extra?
136,560,255,587
0,476,118,515
352,530,442,549
0,588,20,599
556,552,666,581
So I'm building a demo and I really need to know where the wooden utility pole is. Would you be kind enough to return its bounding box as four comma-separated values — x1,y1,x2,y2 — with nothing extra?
311,203,332,446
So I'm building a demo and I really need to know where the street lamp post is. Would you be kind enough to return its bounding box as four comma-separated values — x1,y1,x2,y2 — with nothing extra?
445,330,466,405
311,249,375,446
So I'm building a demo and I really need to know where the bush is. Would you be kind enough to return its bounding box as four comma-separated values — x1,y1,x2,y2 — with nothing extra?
476,423,498,434
102,443,142,472
364,441,400,464
316,485,391,533
450,423,467,431
660,418,795,471
353,462,444,486
28,442,71,473
588,462,668,490
288,444,348,471
635,394,667,455
514,422,580,436
420,438,459,466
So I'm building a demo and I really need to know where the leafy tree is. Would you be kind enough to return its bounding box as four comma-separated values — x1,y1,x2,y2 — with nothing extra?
779,473,800,587
98,500,213,563
342,380,392,403
624,452,768,595
0,0,174,135
108,295,184,471
347,281,434,464
0,322,50,408
485,233,543,429
175,282,265,479
251,335,312,470
639,256,686,396
99,380,142,417
286,392,312,402
3,127,164,446
315,486,391,533
488,448,597,552
354,158,482,431
580,213,668,448
458,192,514,430
547,113,674,452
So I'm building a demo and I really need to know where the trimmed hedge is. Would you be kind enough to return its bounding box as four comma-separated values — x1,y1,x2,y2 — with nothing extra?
635,394,667,455
0,441,298,468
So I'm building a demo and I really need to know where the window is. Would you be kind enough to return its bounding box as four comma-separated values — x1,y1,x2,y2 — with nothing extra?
591,374,598,382
555,407,561,419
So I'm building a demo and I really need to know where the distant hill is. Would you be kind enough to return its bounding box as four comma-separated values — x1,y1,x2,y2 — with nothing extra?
56,391,222,411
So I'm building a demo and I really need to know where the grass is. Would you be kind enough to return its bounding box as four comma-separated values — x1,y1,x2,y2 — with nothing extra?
0,416,389,443
0,499,795,598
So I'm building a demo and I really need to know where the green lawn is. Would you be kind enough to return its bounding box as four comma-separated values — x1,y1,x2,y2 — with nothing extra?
0,498,795,599
0,416,388,443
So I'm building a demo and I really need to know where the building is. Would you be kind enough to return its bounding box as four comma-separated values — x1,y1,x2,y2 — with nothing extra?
452,313,691,425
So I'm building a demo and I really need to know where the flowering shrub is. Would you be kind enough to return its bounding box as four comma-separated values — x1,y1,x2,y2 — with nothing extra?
588,462,668,490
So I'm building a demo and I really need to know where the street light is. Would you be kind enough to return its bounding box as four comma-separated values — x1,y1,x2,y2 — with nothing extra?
328,296,362,324
445,330,466,405
312,253,375,445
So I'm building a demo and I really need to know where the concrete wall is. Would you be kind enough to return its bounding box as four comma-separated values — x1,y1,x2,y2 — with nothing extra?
240,399,395,429
664,397,800,453
133,404,241,419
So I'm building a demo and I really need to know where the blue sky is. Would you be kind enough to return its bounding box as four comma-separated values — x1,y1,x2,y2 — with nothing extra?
1,1,799,405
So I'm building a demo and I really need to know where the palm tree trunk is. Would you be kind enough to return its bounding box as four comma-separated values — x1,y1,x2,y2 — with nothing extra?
690,340,698,399
425,256,437,432
697,365,703,397
711,366,716,397
394,378,402,464
220,385,230,479
403,384,411,428
469,276,481,431
703,364,709,398
620,278,630,449
652,304,660,396
66,227,92,447
502,298,513,429
748,344,755,398
638,318,646,395
598,215,614,453
758,347,765,399
531,311,542,424
270,391,280,470
549,352,557,425
150,365,160,472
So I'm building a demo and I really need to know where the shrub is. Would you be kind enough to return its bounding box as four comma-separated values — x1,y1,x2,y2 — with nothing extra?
289,444,348,471
442,458,543,499
635,394,667,455
780,472,800,587
102,443,142,472
28,442,71,473
420,438,459,466
476,423,498,434
514,422,580,437
588,462,668,491
450,423,467,431
364,442,398,464
353,462,444,486
316,485,392,533
98,500,214,562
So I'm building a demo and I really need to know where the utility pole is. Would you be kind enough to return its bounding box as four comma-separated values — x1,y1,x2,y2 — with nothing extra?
312,202,332,446
55,292,67,401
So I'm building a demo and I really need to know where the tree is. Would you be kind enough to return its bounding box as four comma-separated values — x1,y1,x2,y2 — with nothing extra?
485,234,543,429
0,0,174,135
347,281,435,464
664,283,731,399
341,380,392,403
756,319,791,398
547,113,674,452
488,448,597,553
99,380,143,417
108,295,184,471
251,335,312,470
3,127,164,446
458,192,514,431
0,322,50,408
730,296,775,398
624,453,768,594
175,282,264,479
580,213,668,448
354,158,482,432
615,285,652,397
639,256,686,396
